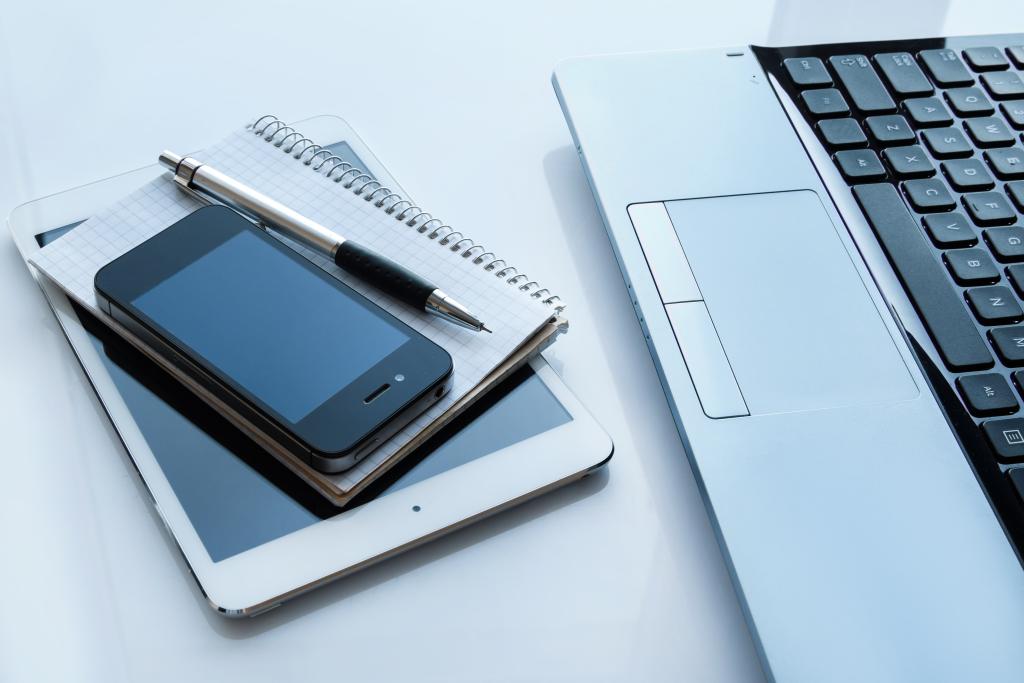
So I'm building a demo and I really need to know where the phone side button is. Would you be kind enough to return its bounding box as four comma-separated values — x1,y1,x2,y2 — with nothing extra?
664,301,749,419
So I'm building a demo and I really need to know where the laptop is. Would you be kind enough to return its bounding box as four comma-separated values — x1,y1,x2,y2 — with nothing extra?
555,35,1024,681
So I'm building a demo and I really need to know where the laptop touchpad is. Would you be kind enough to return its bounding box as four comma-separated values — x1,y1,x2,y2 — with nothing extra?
664,190,917,415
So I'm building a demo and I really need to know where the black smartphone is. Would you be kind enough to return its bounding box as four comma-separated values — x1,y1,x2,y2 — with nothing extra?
95,205,453,473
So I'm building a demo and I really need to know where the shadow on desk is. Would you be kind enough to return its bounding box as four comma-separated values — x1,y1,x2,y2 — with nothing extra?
541,145,765,681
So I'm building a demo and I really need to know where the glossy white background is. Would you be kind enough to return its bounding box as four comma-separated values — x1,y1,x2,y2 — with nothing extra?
0,1,1016,680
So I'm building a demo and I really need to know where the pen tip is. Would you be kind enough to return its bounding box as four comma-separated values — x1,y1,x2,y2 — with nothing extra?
481,325,492,334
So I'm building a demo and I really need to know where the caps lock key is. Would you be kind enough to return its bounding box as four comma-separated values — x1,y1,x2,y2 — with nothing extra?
829,55,897,113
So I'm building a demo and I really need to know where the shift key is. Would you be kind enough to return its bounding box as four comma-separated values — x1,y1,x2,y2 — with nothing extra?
830,55,897,113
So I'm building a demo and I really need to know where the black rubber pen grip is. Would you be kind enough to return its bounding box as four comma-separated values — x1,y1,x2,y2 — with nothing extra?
334,240,436,307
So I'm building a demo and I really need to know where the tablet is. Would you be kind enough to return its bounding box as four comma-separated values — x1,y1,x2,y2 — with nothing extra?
8,115,612,617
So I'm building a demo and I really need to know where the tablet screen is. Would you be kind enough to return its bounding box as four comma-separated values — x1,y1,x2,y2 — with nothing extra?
76,307,569,562
36,163,572,562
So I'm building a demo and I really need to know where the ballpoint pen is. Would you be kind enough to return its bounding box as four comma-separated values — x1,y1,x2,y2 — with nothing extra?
157,150,490,333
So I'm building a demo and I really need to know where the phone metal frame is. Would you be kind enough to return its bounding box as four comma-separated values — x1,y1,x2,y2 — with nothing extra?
8,115,612,616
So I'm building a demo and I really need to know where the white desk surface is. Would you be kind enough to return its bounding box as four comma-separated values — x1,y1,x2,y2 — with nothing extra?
0,1,1016,680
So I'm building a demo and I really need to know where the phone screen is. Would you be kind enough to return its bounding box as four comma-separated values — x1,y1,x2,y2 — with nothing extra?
131,228,409,422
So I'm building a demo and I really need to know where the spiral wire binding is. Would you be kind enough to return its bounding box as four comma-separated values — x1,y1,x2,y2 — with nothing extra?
249,115,564,312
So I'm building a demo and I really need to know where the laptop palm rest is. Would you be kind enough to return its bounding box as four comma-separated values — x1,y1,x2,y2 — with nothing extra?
659,189,917,416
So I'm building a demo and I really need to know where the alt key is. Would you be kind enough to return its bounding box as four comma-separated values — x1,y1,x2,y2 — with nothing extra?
984,418,1024,460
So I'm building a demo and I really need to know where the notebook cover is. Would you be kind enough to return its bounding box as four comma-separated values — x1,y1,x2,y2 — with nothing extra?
29,119,565,504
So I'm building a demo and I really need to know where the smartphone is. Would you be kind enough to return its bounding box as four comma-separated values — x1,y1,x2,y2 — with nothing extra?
95,205,454,473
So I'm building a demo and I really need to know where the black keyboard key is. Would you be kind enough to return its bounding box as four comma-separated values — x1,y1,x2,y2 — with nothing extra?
784,57,832,87
1010,47,1024,69
985,227,1024,262
835,149,885,180
987,420,1024,460
991,326,1024,366
966,286,1024,324
802,88,849,117
942,158,994,191
904,178,955,211
829,55,896,113
924,213,977,247
853,183,993,370
865,115,915,144
884,145,935,178
922,127,973,158
1008,181,1024,211
919,49,974,87
903,97,953,127
958,373,1019,416
985,148,1024,180
981,72,1024,100
945,87,994,117
1008,264,1024,296
945,248,1000,284
963,47,1010,72
965,117,1016,148
1003,102,1024,130
963,191,1017,226
816,118,867,149
875,52,933,96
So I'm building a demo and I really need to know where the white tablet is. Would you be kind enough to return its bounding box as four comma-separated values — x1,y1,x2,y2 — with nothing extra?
8,115,612,617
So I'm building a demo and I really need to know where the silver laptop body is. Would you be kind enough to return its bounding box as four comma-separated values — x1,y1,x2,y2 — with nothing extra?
554,45,1024,682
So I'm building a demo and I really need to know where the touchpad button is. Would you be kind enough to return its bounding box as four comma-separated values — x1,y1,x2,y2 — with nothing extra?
665,190,917,415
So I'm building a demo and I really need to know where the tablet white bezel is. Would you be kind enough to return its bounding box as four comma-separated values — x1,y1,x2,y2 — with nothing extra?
8,115,612,616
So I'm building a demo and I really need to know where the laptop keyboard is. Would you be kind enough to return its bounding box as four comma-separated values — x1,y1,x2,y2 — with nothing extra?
757,37,1024,547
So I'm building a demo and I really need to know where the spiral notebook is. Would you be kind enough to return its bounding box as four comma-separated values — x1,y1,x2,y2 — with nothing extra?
30,116,565,506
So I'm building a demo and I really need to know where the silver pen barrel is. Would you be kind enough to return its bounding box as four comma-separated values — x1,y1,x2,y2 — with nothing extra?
158,151,344,258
